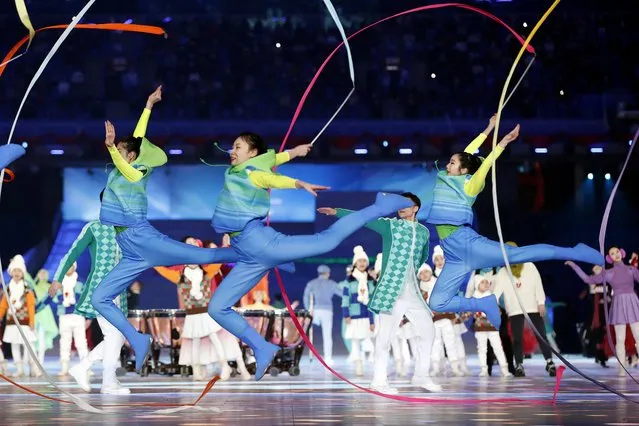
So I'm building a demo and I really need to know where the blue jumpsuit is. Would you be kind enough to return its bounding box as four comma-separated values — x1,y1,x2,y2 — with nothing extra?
208,151,412,380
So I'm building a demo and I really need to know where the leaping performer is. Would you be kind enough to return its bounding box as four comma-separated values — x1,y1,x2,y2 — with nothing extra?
91,86,239,373
426,115,604,329
207,132,413,380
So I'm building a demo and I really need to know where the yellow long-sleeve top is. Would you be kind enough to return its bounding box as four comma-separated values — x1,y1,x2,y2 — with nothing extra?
247,151,298,189
106,108,152,183
462,133,505,196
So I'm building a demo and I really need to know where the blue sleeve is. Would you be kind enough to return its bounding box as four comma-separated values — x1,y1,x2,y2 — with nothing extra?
35,295,53,312
341,285,350,318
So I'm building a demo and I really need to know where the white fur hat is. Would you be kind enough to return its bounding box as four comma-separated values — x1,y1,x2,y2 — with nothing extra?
418,263,432,274
352,245,369,265
432,245,444,263
8,255,26,275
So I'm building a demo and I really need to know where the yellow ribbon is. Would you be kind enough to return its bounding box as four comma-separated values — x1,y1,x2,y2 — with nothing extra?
14,0,35,50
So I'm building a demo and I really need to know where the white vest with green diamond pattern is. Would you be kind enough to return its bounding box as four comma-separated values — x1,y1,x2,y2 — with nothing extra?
368,219,430,314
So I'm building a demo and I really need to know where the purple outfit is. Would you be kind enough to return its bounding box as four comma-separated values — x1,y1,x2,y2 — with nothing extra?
568,262,639,325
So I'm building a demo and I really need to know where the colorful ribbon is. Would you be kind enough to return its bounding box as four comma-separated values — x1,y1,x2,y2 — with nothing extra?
488,0,639,405
0,0,36,67
278,2,535,153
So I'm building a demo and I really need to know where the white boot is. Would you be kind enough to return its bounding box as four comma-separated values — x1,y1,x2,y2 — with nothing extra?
101,378,131,395
29,360,43,378
58,360,69,377
69,362,92,392
192,365,206,381
0,360,8,375
236,358,252,381
430,362,441,377
501,366,513,377
479,367,489,377
451,360,464,377
370,381,398,395
412,376,442,392
220,361,232,381
355,360,364,377
459,357,471,376
395,361,405,377
12,362,24,378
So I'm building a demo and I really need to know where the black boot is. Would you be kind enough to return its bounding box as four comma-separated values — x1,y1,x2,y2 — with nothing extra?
546,360,557,377
514,364,526,377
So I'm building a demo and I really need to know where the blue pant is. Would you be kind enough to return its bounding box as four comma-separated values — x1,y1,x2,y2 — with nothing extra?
209,197,406,352
92,221,237,345
429,226,603,313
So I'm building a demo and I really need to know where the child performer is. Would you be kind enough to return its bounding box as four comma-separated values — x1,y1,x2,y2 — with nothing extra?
208,132,413,380
426,116,604,329
472,274,512,377
33,269,58,365
420,264,461,377
0,257,37,377
342,246,375,377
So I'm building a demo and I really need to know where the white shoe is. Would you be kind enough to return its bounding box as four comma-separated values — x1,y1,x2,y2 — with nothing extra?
100,385,131,395
192,365,206,381
355,360,364,377
479,368,489,377
501,367,513,378
324,358,334,367
370,382,399,395
412,377,442,392
451,365,464,377
69,364,91,392
0,360,8,375
220,362,232,381
58,360,69,377
12,363,24,378
396,362,406,377
238,365,251,381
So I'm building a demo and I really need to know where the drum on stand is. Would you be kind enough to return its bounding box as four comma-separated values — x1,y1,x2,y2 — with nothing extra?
236,309,275,375
268,309,312,377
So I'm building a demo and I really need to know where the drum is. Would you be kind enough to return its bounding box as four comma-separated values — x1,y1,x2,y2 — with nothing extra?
146,309,187,348
124,310,147,348
270,309,312,348
237,309,273,340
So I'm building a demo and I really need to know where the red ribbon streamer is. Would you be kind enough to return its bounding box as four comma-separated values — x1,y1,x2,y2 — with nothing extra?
274,269,550,404
552,366,566,404
0,23,166,79
0,373,220,408
2,169,15,182
278,3,534,153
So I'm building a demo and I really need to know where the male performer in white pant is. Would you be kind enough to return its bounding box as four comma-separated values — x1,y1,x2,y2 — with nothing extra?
303,265,341,365
319,192,440,394
50,215,130,394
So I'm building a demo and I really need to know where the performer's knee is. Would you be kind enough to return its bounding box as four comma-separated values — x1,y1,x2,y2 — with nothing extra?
428,292,448,312
208,297,226,322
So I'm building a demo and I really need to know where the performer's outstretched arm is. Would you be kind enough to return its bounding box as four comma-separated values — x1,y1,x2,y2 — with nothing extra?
463,114,497,154
464,124,520,197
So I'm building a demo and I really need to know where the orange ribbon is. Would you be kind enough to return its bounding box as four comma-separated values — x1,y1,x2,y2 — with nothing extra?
0,23,166,79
